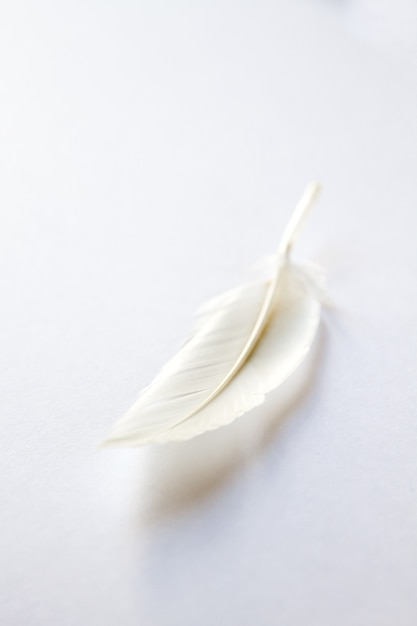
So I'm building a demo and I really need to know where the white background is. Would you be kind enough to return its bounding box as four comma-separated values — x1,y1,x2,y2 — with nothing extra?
1,1,417,625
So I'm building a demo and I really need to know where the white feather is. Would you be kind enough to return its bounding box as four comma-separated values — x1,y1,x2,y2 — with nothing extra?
102,183,324,447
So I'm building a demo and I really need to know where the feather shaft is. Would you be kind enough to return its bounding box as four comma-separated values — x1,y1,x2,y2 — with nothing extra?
183,182,321,420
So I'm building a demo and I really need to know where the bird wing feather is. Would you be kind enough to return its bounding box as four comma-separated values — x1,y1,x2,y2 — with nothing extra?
102,183,323,446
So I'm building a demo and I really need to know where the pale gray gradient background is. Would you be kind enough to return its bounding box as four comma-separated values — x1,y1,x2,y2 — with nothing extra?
1,1,417,625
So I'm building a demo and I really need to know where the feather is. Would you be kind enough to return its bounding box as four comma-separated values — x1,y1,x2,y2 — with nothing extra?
102,183,324,447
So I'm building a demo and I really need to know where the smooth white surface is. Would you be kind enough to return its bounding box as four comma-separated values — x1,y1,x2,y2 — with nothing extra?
1,1,416,625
